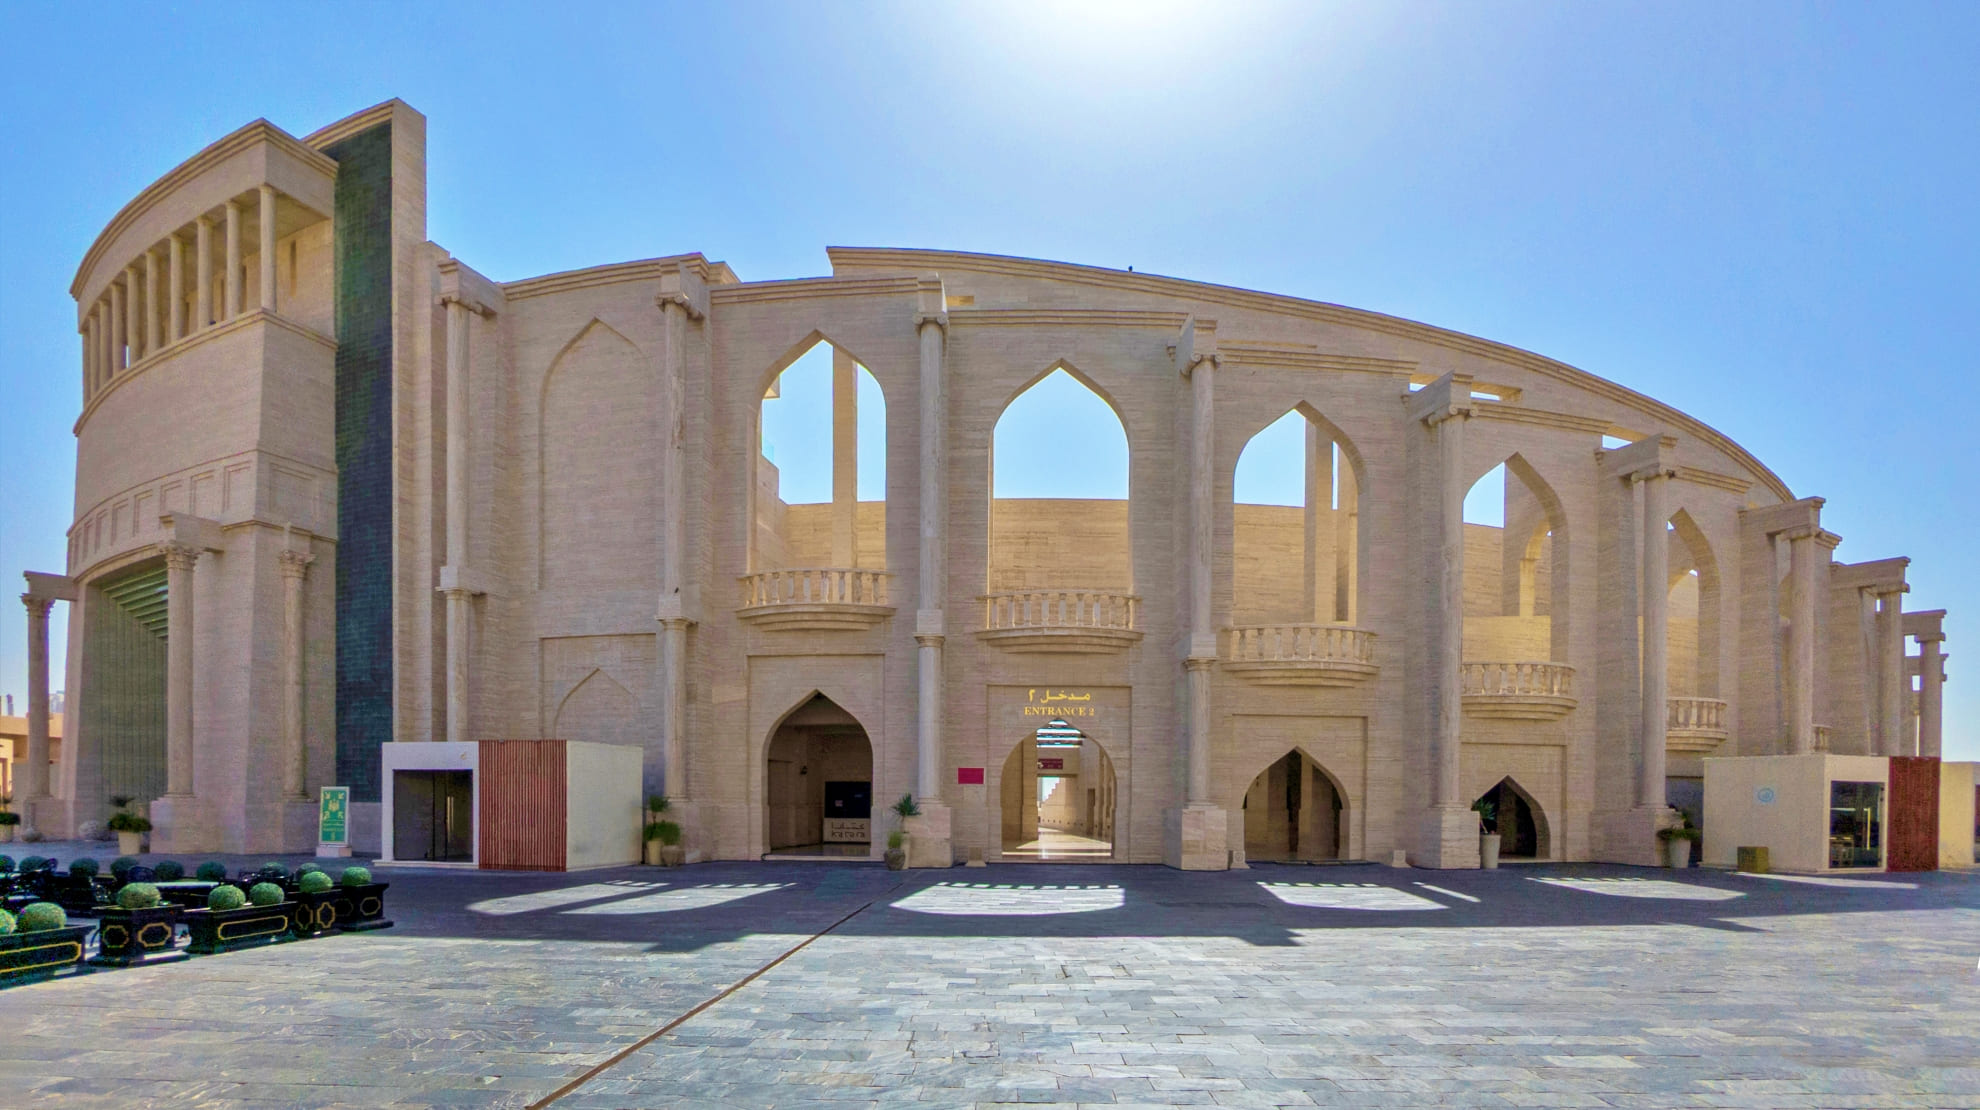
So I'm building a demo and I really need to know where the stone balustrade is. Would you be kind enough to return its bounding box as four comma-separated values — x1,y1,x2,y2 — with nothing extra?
1460,661,1577,720
736,567,894,631
1666,696,1730,754
979,590,1142,653
1222,624,1377,686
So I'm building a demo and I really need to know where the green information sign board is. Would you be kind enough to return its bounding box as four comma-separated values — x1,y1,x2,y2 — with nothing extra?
319,786,350,845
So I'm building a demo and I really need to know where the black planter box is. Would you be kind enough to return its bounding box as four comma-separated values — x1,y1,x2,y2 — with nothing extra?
90,905,186,967
0,926,93,985
288,889,343,938
186,904,293,955
334,882,393,932
154,882,220,909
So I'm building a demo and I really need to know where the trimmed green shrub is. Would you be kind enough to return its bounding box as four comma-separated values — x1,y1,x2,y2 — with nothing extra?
116,882,161,910
110,855,140,879
106,811,152,833
17,903,65,932
258,862,290,881
296,862,325,877
654,820,682,846
207,885,246,911
0,908,14,935
153,860,186,881
886,829,906,851
248,882,284,907
298,871,333,894
339,866,372,887
68,858,100,878
194,861,229,882
19,856,46,872
0,854,14,873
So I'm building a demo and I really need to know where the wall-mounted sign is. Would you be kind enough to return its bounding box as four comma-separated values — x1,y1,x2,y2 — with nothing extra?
1038,757,1064,771
1023,688,1099,719
823,818,870,843
318,787,349,845
957,767,985,785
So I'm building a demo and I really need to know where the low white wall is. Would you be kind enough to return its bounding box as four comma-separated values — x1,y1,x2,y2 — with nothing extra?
1942,762,1977,869
1704,754,1887,873
564,741,642,869
378,741,480,864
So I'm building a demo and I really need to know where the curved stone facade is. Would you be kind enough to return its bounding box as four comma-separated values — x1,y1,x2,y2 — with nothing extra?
13,100,1948,866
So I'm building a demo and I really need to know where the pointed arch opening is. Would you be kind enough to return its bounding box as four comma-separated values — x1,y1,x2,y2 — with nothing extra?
1240,748,1348,863
751,335,888,575
763,692,874,857
1665,510,1721,700
999,718,1117,860
1474,775,1552,860
1462,454,1569,664
1231,404,1366,626
988,365,1131,592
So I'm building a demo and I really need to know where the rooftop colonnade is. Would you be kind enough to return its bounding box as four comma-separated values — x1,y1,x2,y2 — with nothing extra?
12,100,1952,870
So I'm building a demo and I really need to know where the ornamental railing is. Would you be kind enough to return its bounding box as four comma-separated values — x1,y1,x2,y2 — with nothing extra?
740,568,889,609
1460,661,1575,699
981,590,1140,634
1667,697,1728,733
1225,625,1375,665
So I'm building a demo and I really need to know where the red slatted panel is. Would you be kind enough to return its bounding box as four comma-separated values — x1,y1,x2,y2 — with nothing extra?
1886,756,1939,873
478,740,567,871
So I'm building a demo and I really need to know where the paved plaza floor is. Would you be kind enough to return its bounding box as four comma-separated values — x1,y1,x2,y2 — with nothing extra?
2,853,1976,1108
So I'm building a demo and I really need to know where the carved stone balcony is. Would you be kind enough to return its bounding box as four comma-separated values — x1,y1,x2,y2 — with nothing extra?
1667,697,1729,755
979,590,1142,654
1222,624,1377,687
737,568,893,632
1461,661,1577,721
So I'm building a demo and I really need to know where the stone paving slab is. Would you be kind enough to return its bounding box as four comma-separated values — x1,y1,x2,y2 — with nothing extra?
0,861,1974,1107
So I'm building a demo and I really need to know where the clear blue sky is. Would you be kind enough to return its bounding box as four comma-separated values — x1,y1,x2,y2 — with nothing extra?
2,2,1974,759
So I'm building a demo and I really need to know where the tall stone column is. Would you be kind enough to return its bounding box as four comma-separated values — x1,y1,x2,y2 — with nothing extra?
1918,632,1945,759
1165,321,1228,871
224,200,243,320
84,310,100,397
258,184,278,314
441,296,474,747
1637,466,1670,809
168,233,184,343
1407,373,1475,867
19,596,53,804
163,542,200,797
279,549,314,798
109,275,126,375
195,216,213,330
124,266,141,362
1784,528,1819,754
656,284,702,801
1873,587,1906,755
832,346,859,567
144,249,161,354
913,310,949,799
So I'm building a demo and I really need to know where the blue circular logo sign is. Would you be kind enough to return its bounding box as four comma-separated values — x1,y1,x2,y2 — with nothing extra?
1755,786,1777,805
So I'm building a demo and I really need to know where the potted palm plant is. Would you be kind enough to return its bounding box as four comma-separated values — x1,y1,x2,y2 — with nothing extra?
1658,814,1701,869
1473,797,1501,870
643,795,684,867
106,796,150,856
885,794,918,871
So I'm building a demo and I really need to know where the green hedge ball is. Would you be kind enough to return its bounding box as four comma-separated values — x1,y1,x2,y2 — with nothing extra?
298,871,333,894
116,882,162,911
0,908,15,936
109,855,140,878
248,882,285,907
18,903,66,932
207,885,246,912
195,861,229,882
68,858,100,878
0,855,14,873
153,860,186,881
340,866,372,887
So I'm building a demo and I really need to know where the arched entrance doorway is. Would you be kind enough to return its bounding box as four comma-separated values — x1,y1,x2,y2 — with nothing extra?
1000,719,1116,860
1473,776,1550,860
1242,750,1346,862
764,694,873,857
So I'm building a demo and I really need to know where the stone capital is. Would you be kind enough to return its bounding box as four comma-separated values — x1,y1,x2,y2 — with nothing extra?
277,549,315,579
1406,371,1475,427
1181,351,1219,379
162,541,201,573
658,615,695,632
914,311,948,333
436,564,489,596
657,290,705,322
20,593,53,620
438,292,496,318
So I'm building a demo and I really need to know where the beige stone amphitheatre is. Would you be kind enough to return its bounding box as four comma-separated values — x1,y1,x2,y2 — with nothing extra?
10,99,1952,870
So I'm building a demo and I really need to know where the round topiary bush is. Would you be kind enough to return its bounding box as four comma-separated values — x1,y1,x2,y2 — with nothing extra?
68,857,100,878
0,908,15,935
297,870,333,894
297,862,324,877
258,862,290,881
153,860,186,881
194,861,228,882
110,855,141,879
207,884,246,912
116,882,161,911
248,882,284,907
0,854,14,873
19,856,46,872
17,903,65,932
340,866,373,887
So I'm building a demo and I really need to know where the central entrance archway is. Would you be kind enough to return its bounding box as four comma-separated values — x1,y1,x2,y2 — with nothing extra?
763,693,873,857
1000,719,1116,861
1242,750,1346,863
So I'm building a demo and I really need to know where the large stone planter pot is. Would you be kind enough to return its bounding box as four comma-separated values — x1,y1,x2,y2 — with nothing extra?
116,831,142,856
884,848,907,871
0,824,14,843
91,905,186,967
1479,834,1502,870
1664,838,1693,869
656,845,685,868
643,839,663,866
0,926,93,985
334,882,394,932
186,904,292,955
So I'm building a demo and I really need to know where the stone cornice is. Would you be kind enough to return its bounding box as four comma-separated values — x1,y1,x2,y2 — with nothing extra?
502,255,724,302
709,274,921,305
300,99,403,149
72,119,337,300
1471,402,1611,436
825,246,1793,502
1674,466,1751,496
1217,344,1416,377
947,308,1187,329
